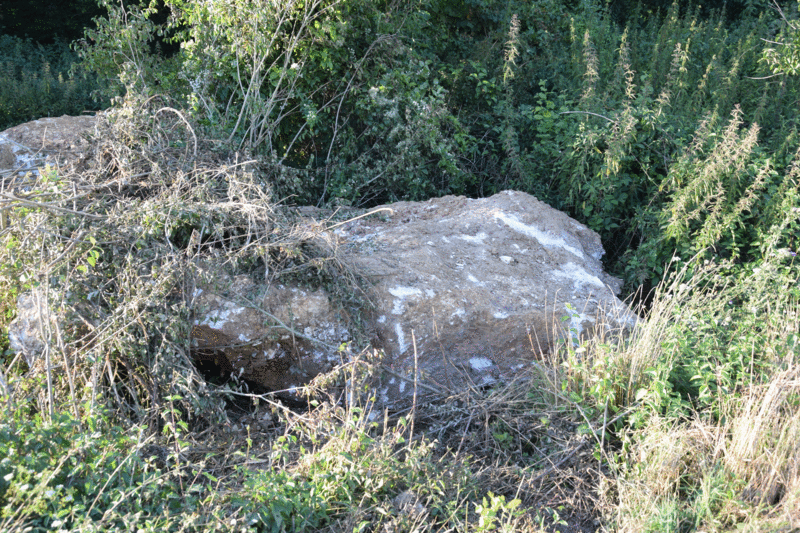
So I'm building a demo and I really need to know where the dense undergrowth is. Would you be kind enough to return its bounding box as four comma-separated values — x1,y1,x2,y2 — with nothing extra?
1,0,800,531
0,35,102,130
75,0,800,293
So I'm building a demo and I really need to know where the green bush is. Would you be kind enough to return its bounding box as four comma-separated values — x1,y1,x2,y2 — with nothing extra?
0,408,194,532
78,0,472,206
543,3,799,290
75,0,800,290
0,35,102,130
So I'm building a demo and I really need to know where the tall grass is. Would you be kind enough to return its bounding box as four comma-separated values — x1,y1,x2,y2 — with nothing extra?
565,252,800,531
606,355,800,532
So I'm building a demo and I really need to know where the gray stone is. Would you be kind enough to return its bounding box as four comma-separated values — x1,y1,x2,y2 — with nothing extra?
332,190,636,404
0,114,97,179
193,191,636,405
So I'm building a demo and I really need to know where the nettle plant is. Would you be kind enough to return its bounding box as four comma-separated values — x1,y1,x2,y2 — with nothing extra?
533,2,800,291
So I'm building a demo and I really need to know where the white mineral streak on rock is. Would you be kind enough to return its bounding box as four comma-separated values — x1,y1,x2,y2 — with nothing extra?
554,262,605,290
469,357,494,371
0,134,40,173
494,211,585,259
198,305,246,329
389,286,422,315
458,232,487,244
450,308,466,325
7,290,52,369
395,322,407,354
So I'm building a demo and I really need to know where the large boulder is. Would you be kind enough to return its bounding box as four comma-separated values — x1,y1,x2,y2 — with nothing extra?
190,190,635,405
0,114,97,177
332,190,636,405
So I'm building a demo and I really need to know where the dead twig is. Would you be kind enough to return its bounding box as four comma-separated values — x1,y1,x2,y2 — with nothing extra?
0,191,105,219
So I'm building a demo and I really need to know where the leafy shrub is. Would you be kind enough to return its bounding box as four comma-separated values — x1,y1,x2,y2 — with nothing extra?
81,0,472,207
75,0,184,106
0,408,195,532
77,0,573,206
77,0,800,292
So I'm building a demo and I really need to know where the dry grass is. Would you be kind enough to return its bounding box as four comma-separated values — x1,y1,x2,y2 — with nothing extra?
0,94,370,428
596,255,800,533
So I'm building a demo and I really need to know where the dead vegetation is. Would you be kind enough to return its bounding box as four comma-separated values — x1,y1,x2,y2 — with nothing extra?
0,95,368,424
